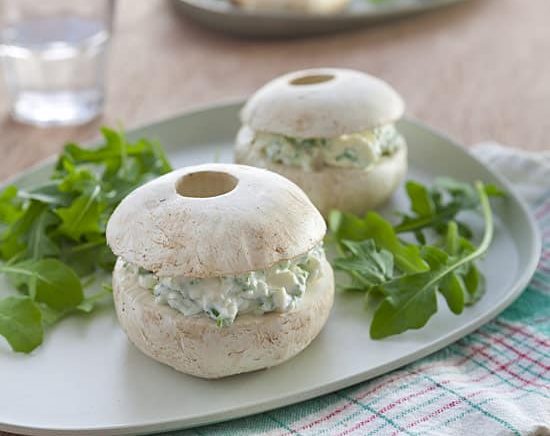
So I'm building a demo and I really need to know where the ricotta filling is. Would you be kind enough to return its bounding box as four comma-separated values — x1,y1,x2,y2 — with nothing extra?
252,124,404,171
123,245,325,326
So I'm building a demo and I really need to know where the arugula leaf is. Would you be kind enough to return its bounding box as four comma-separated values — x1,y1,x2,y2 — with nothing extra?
56,161,99,195
55,186,103,241
483,184,507,197
0,186,23,225
38,304,65,327
333,240,394,290
330,210,429,274
395,178,504,238
17,182,71,206
420,245,449,270
370,274,439,338
0,201,45,260
27,209,59,259
0,127,173,353
1,259,83,311
439,273,465,314
60,238,115,277
370,182,495,338
0,296,43,353
406,181,435,217
77,283,113,313
331,179,501,339
444,220,460,255
463,264,485,305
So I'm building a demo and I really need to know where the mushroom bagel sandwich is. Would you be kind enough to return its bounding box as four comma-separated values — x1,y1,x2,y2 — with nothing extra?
235,68,408,216
106,163,334,378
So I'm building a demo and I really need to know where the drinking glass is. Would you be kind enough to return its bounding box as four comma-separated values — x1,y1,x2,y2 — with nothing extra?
0,0,114,126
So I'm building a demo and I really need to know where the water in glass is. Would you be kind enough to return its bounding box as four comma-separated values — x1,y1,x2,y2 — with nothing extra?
1,14,110,126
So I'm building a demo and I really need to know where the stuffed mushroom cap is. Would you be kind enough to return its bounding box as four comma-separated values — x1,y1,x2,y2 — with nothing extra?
112,256,334,378
107,163,326,278
106,163,334,378
236,68,408,216
241,68,405,139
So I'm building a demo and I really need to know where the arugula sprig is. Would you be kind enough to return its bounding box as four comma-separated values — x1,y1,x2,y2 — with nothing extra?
329,210,429,274
331,179,502,339
0,128,172,353
395,178,504,243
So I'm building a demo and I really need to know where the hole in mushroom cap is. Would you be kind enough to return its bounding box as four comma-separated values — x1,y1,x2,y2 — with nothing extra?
176,171,238,198
290,74,335,86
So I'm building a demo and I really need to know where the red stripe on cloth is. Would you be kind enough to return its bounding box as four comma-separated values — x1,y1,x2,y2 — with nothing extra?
290,371,419,433
334,382,449,436
391,391,482,435
287,344,495,435
534,201,550,219
463,343,550,398
474,346,549,389
495,320,550,348
290,373,411,433
291,400,357,432
377,383,442,414
477,330,550,371
290,358,475,434
334,411,378,436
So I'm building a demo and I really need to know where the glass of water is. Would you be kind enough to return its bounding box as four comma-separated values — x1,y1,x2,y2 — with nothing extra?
0,1,114,126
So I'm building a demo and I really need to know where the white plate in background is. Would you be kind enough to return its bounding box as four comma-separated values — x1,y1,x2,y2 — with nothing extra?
172,0,467,37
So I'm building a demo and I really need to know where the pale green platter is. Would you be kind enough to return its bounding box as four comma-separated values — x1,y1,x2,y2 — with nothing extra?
0,102,540,435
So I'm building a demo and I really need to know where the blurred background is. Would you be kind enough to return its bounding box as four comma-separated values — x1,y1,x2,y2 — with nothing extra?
0,0,548,180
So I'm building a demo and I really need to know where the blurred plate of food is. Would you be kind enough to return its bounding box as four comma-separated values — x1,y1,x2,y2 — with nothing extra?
172,0,467,37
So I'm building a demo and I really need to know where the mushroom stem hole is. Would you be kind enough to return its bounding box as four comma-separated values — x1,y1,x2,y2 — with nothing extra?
176,171,238,198
290,74,335,85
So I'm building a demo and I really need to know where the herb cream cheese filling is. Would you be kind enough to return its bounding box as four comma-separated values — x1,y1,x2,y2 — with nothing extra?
252,124,404,171
123,244,325,326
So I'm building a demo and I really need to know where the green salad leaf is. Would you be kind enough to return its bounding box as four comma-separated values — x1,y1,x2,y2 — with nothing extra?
395,178,504,241
54,187,104,241
0,128,172,353
332,180,501,339
0,296,43,353
333,240,394,291
27,209,60,259
1,259,83,311
330,210,429,274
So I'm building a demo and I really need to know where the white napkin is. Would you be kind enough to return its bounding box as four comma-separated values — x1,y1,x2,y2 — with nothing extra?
472,142,550,204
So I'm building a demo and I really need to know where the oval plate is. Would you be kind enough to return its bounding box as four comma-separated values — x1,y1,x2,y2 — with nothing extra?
0,102,540,436
172,0,467,37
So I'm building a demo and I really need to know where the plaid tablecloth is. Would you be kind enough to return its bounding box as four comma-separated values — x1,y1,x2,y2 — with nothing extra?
164,145,550,436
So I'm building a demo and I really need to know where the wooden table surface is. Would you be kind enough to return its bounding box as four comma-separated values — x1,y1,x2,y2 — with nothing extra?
0,0,549,434
1,0,550,184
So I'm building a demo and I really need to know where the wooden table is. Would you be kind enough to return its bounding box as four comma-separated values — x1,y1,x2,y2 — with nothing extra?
0,0,549,434
1,0,550,184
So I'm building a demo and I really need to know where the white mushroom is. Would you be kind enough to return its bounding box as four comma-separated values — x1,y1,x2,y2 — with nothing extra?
235,68,408,216
231,0,350,14
106,163,334,379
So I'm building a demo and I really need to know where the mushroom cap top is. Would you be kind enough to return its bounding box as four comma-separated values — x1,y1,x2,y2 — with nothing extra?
106,163,326,278
241,68,405,138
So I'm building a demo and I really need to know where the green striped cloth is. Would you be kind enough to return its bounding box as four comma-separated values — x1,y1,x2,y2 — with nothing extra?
162,145,550,436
